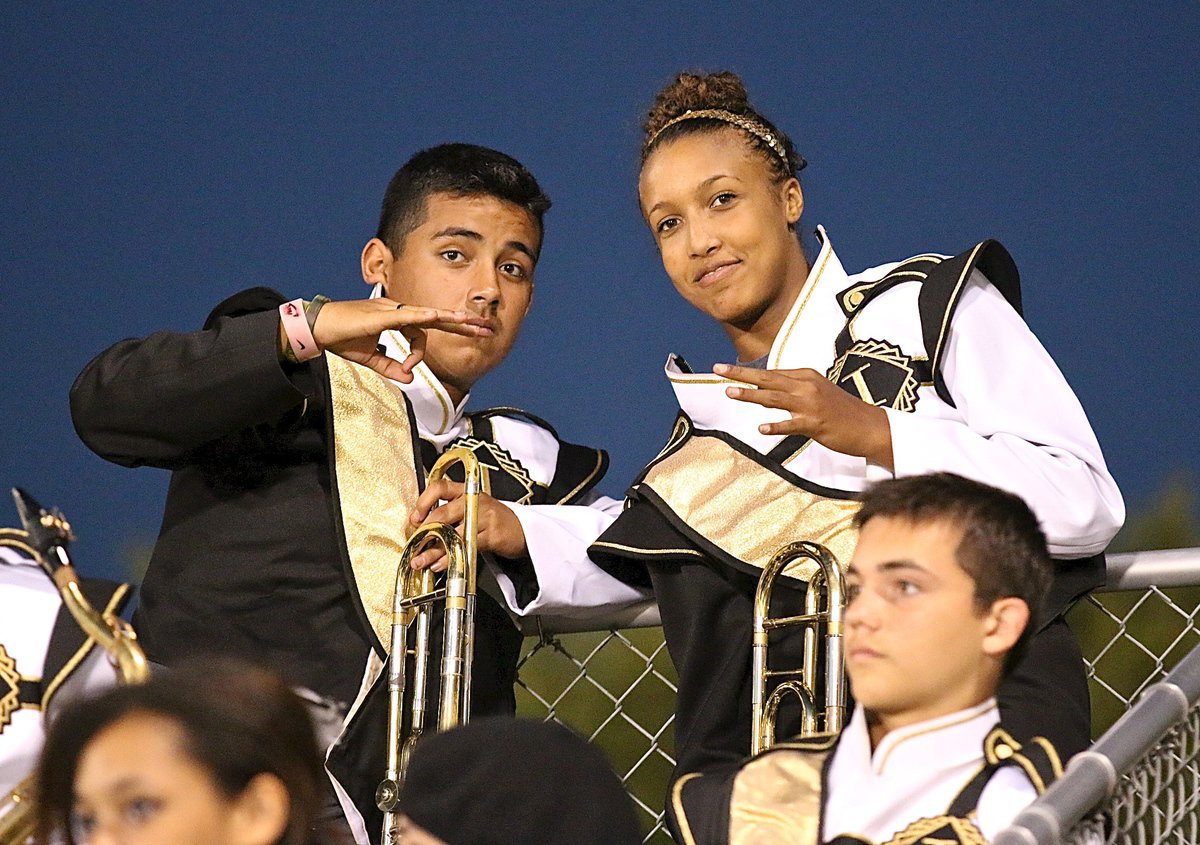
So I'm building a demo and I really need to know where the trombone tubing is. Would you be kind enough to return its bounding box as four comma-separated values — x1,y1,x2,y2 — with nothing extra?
751,541,847,753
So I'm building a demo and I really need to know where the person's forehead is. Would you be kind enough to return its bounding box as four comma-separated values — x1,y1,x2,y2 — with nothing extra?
850,516,966,576
417,191,537,232
640,129,764,195
76,713,187,794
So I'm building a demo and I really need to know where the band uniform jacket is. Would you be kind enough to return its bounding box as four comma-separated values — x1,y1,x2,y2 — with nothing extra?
670,699,1061,845
593,226,1124,616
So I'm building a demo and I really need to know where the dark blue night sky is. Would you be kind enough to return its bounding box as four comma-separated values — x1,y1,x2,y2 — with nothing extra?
3,3,1197,581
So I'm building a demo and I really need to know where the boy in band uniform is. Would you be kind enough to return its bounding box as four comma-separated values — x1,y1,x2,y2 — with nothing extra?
670,473,1064,845
69,143,644,843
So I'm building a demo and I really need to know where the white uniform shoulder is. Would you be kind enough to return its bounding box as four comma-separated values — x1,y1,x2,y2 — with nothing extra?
471,407,561,487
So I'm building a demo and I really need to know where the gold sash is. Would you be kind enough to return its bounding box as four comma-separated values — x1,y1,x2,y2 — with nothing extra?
325,355,422,650
639,435,860,580
728,737,836,845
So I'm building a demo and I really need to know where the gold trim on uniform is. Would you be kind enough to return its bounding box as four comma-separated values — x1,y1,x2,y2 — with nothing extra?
666,375,742,386
41,583,130,710
931,243,985,373
640,437,859,580
1029,736,1064,780
0,644,20,731
589,540,706,559
386,329,452,433
769,245,834,370
327,354,423,650
729,742,831,845
671,772,704,845
982,727,1052,794
877,706,997,773
650,415,693,467
884,814,987,845
0,529,39,561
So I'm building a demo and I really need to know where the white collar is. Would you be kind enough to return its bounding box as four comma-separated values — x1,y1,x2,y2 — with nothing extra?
369,284,470,448
767,224,852,369
660,225,852,450
840,698,1000,777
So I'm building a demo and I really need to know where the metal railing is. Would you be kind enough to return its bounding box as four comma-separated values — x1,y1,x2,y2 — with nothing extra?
996,637,1200,845
514,548,1200,844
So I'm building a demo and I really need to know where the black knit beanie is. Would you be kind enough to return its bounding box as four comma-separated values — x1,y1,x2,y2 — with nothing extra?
397,717,643,845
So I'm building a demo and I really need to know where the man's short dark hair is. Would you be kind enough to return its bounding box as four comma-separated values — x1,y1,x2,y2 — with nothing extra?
853,472,1053,669
376,143,551,256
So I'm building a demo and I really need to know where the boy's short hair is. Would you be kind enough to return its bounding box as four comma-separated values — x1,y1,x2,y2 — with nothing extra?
853,472,1053,668
376,143,551,257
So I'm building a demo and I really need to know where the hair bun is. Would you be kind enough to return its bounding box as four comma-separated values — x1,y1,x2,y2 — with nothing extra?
644,71,752,137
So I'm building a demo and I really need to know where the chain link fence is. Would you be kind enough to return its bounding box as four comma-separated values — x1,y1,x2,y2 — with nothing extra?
1068,705,1200,845
515,549,1200,843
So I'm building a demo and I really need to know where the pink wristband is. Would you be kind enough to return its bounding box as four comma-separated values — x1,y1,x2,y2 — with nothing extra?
279,299,321,362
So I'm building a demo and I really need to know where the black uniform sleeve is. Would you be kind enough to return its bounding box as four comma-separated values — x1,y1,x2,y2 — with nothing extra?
69,288,315,469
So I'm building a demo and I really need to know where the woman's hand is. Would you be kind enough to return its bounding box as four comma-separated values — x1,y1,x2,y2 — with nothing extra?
714,363,894,470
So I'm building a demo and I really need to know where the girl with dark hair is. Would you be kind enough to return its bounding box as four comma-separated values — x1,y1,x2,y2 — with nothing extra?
35,659,338,845
591,70,1122,798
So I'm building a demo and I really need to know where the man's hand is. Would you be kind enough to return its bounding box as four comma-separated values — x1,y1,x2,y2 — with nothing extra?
282,297,489,381
406,477,528,572
714,363,895,470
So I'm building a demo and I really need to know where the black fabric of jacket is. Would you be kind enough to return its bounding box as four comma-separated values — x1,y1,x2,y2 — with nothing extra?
70,287,376,705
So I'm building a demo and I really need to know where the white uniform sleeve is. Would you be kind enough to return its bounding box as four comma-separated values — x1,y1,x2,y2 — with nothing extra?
975,766,1040,842
492,494,650,615
884,273,1124,556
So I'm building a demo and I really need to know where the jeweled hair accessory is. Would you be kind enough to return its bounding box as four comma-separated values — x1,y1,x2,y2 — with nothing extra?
646,108,805,171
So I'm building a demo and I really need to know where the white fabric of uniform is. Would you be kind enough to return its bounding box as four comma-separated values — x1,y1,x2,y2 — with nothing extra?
0,547,119,795
823,700,1036,844
664,227,1123,558
371,285,645,618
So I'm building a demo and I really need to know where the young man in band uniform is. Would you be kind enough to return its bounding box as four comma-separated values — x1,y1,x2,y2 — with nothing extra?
69,144,644,843
670,473,1063,845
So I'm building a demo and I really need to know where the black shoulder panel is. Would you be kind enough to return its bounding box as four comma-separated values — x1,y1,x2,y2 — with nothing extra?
470,406,561,440
918,241,1022,405
471,408,607,506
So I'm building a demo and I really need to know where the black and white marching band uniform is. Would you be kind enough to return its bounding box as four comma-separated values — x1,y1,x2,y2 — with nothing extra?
669,699,1062,845
592,227,1123,782
69,287,645,845
326,286,645,843
0,543,127,797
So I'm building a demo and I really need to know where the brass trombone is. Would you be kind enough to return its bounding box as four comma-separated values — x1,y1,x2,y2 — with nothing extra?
751,540,846,753
0,489,149,845
376,447,484,844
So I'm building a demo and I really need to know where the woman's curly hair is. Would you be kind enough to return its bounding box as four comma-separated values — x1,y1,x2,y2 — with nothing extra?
641,70,801,181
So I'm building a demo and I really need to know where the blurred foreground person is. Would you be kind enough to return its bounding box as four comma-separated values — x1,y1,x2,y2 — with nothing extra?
670,473,1064,844
35,659,339,845
392,717,642,845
